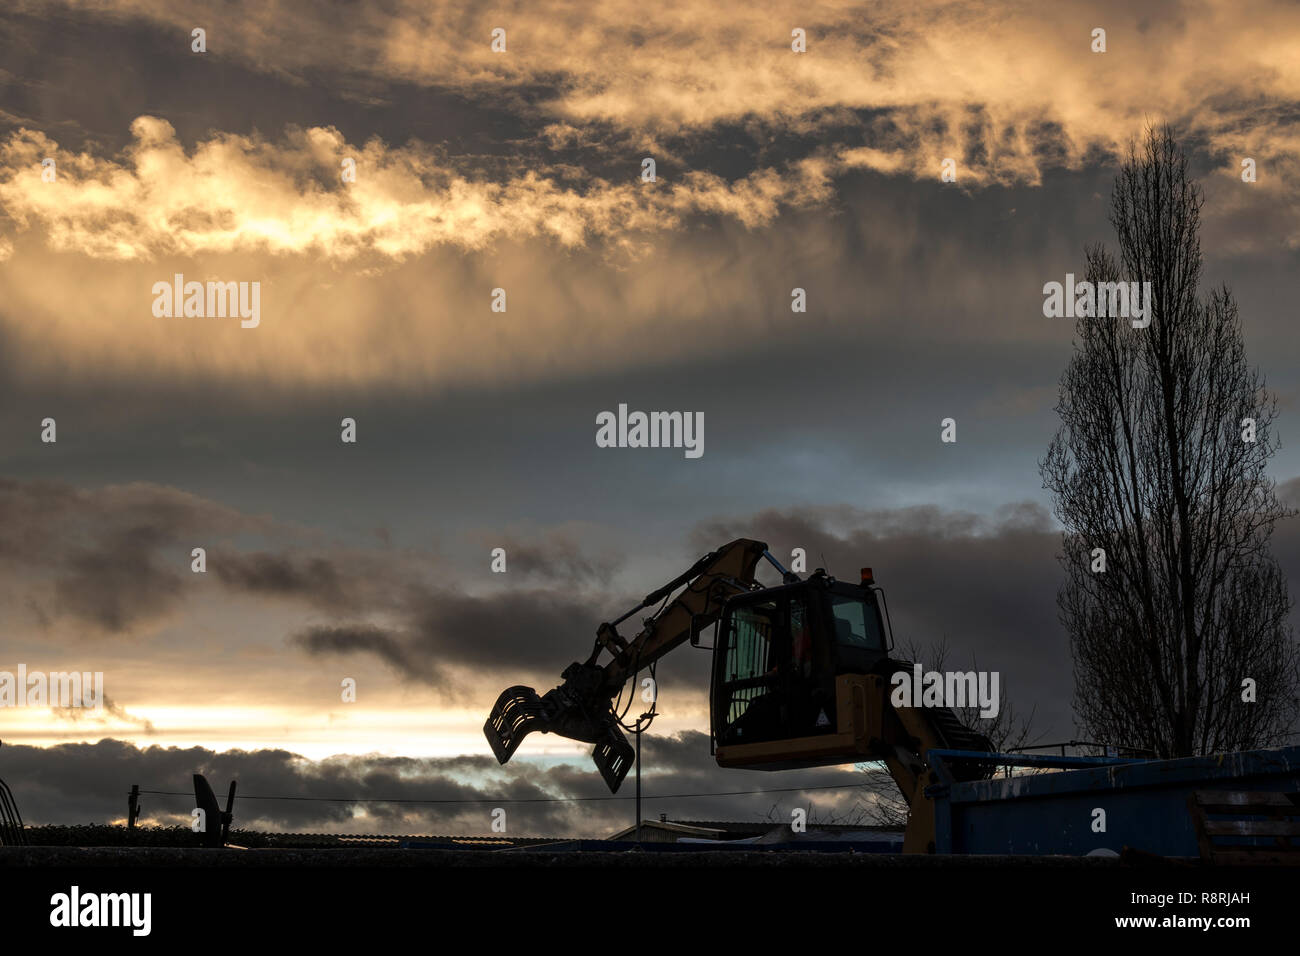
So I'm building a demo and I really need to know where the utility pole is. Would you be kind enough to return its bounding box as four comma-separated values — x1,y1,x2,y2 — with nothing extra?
634,710,654,844
635,720,642,843
128,784,141,829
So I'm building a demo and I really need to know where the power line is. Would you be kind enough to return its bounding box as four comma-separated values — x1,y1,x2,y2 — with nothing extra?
138,781,869,805
134,736,1300,807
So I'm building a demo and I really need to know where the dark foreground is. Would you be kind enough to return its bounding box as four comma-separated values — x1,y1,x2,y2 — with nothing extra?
2,846,1294,940
3,845,1135,866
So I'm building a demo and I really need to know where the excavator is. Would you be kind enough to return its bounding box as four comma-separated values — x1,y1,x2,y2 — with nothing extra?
484,538,993,853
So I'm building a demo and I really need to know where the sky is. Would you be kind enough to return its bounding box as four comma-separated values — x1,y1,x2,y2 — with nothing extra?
0,0,1298,837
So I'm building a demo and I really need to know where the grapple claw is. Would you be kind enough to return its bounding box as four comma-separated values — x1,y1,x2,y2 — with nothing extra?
592,728,634,792
484,685,550,765
483,673,636,792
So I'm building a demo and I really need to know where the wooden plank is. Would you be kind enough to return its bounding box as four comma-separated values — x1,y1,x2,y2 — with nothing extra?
1198,805,1299,817
1188,791,1300,863
1212,849,1300,866
1202,819,1300,837
1192,790,1299,811
1185,793,1216,861
1206,848,1300,858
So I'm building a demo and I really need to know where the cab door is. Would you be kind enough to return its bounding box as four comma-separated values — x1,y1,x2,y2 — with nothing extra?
713,594,784,747
711,586,837,748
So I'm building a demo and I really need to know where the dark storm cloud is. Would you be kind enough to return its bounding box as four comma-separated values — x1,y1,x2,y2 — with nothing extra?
287,498,1061,721
0,478,267,634
2,734,868,836
289,625,425,679
53,543,184,634
0,5,545,158
289,586,620,692
482,533,620,586
209,550,377,610
5,468,1297,746
0,475,628,687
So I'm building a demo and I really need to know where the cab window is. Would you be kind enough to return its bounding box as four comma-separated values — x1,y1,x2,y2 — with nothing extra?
828,595,884,651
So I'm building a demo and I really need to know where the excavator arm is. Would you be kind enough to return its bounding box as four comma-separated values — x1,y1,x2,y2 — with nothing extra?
484,538,771,791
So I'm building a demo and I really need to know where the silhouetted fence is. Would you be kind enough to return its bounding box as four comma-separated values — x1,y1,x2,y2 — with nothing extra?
0,741,26,845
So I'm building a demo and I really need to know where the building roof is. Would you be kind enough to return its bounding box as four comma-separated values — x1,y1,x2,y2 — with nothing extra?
605,820,731,842
255,832,567,849
674,820,902,834
605,819,904,841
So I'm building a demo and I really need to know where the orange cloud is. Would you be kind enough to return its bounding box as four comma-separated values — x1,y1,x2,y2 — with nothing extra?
0,117,834,263
27,0,1300,193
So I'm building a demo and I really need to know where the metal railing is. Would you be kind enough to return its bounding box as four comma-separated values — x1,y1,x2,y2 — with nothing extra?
1010,740,1157,759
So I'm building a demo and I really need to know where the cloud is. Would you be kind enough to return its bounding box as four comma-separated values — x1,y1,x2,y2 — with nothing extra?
288,625,426,680
289,585,617,694
478,531,621,586
0,118,833,264
0,476,451,641
5,473,1294,743
3,478,1296,818
52,694,157,735
0,477,623,693
13,0,1300,196
284,496,1078,736
0,735,867,836
208,549,416,613
0,478,269,635
5,0,1300,271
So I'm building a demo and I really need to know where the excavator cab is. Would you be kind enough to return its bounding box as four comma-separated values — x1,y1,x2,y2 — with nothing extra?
710,569,896,770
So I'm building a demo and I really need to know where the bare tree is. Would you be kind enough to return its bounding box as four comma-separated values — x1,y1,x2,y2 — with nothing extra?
1040,125,1300,758
857,637,1040,828
760,802,875,828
